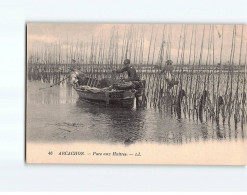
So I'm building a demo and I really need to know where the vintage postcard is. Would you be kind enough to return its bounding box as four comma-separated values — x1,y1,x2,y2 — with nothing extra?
26,23,247,164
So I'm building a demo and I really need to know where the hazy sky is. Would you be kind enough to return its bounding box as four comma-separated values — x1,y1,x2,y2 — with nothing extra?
27,23,247,65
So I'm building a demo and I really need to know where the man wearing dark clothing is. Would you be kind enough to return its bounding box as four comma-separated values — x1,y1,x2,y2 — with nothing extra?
113,59,139,81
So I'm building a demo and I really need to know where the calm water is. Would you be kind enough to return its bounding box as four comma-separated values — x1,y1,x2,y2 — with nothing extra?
26,80,246,145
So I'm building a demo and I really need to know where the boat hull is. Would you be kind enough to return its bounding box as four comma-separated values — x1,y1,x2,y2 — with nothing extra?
74,87,135,108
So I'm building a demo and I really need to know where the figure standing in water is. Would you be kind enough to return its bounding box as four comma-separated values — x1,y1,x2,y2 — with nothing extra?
161,60,178,90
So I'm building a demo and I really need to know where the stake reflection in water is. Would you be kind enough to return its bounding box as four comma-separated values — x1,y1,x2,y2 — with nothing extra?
26,80,246,145
26,24,247,145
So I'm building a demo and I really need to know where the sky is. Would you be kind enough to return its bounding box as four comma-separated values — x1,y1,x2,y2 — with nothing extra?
27,23,247,65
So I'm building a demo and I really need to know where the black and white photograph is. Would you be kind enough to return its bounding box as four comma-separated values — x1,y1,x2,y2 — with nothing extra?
1,0,247,192
26,23,247,164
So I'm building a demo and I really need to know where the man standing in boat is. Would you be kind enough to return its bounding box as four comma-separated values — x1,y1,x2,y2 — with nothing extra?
113,59,145,107
113,59,140,81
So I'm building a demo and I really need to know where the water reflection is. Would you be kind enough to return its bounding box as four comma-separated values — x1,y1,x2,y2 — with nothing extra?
76,100,146,145
26,80,247,144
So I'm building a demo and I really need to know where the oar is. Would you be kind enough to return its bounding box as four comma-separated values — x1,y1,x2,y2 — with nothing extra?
39,76,70,90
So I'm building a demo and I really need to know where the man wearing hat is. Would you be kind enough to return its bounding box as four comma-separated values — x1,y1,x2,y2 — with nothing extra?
113,59,140,81
160,59,178,90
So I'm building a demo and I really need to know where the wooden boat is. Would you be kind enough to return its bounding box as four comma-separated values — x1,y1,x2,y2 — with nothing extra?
73,85,136,108
70,71,145,108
